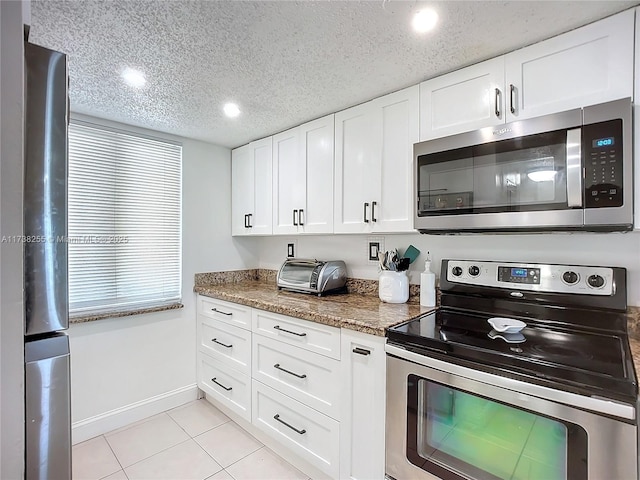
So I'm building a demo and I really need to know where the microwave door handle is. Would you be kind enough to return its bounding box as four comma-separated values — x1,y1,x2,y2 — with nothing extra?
566,127,583,208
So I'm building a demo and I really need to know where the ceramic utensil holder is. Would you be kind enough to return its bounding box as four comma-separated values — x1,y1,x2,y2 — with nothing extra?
379,270,409,303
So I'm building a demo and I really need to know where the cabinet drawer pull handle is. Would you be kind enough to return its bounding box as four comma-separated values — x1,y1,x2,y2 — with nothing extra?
494,88,501,118
273,414,306,435
211,377,232,391
211,308,232,316
353,347,371,356
363,202,369,223
509,84,516,114
371,201,377,222
273,325,307,337
293,209,298,226
212,338,233,348
298,209,304,226
274,363,307,379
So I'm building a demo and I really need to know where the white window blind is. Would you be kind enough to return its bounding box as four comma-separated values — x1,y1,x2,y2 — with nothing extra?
68,121,182,316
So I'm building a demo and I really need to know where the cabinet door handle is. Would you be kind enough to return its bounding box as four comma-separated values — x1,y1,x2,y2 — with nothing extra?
273,414,306,435
211,307,232,316
494,88,501,118
211,377,232,391
509,84,516,114
363,202,369,223
371,201,377,222
244,214,249,228
212,338,233,348
293,209,298,226
353,347,371,356
298,209,304,226
274,363,307,379
273,325,307,337
247,213,253,228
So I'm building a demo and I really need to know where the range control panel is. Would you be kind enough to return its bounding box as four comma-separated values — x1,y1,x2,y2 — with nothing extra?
447,260,614,295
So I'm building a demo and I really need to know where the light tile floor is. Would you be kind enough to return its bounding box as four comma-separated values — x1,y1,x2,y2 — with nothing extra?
73,399,310,480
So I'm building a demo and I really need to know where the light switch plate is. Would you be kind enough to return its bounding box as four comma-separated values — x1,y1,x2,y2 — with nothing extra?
367,236,384,263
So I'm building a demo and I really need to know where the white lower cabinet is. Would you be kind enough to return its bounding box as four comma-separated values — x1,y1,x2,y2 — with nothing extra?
198,353,251,422
253,333,341,419
196,295,387,480
340,329,386,480
253,381,340,479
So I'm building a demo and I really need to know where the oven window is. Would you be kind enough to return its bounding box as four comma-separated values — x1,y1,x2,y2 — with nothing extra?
406,376,587,480
417,130,568,216
280,264,313,285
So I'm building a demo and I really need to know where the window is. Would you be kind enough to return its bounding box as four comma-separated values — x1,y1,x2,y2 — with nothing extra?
68,121,182,316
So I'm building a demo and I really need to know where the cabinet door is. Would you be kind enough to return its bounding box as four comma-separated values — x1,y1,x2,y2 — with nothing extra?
334,101,381,233
419,57,505,141
250,137,273,235
231,144,254,236
272,128,303,235
374,85,419,233
505,9,634,122
300,115,334,234
340,329,386,480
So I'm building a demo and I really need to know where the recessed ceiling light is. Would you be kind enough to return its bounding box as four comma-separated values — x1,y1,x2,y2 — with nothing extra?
223,102,241,118
121,67,146,88
412,8,438,33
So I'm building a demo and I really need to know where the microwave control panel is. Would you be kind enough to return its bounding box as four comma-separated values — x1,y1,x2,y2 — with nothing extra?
583,119,623,208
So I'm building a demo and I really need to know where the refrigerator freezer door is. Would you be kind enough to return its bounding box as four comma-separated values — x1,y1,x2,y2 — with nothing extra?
25,334,71,480
24,42,69,335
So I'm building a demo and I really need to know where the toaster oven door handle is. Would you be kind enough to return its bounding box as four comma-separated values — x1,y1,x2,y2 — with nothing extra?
566,127,583,208
273,325,307,337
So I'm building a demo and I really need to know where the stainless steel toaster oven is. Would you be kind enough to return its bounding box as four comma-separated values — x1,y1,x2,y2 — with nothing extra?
277,258,347,296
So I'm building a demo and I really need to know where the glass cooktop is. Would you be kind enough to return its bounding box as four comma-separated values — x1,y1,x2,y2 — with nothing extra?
387,308,637,404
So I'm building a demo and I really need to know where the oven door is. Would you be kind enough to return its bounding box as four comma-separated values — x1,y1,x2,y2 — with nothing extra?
385,345,638,480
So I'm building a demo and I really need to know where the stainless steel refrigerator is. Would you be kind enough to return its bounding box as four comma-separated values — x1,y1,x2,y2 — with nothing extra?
24,40,71,480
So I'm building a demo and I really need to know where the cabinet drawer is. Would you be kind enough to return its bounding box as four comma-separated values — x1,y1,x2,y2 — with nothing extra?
252,381,339,478
198,353,251,422
199,316,251,375
253,334,341,419
198,296,251,330
252,309,340,360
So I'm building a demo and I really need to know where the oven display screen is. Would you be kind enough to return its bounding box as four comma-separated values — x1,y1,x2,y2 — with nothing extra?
511,268,527,278
498,266,540,284
592,136,615,148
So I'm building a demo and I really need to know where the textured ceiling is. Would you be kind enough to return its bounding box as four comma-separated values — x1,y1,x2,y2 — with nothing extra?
30,0,638,149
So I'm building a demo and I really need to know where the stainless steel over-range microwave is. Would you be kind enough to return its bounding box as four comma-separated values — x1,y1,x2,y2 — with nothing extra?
414,98,632,233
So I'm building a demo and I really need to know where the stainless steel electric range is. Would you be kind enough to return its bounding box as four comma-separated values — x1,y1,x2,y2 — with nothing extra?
385,259,638,480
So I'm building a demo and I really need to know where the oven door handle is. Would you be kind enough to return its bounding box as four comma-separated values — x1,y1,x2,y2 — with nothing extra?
385,343,635,420
566,127,583,208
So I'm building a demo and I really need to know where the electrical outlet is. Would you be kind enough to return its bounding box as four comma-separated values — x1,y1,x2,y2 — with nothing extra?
367,236,384,263
286,239,297,258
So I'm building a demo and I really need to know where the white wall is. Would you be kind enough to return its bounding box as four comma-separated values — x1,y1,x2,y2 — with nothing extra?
68,116,258,441
0,1,26,477
257,231,640,305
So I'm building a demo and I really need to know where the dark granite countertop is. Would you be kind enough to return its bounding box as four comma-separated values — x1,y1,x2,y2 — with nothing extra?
194,280,433,336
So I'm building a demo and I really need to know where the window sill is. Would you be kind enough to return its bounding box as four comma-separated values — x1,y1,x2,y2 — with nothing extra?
69,303,184,324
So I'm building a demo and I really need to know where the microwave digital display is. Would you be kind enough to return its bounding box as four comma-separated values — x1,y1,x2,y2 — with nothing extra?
592,137,615,148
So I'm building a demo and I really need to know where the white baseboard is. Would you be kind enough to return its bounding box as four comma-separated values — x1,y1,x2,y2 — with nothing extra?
71,384,199,444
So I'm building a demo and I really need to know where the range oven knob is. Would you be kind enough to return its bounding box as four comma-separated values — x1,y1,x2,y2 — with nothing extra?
587,274,605,288
452,266,463,277
562,271,579,285
468,265,480,277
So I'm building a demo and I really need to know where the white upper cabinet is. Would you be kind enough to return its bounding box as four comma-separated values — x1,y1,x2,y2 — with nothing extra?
231,137,273,236
272,115,334,235
505,9,634,122
420,57,505,140
420,9,634,141
335,85,419,233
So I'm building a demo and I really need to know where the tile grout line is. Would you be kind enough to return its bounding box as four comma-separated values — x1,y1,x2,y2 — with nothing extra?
99,434,128,480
